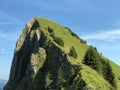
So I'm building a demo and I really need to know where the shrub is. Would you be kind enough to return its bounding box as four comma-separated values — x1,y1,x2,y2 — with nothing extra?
48,27,64,47
69,46,78,59
71,32,79,39
48,26,53,33
118,76,120,80
64,27,71,30
94,47,97,51
80,40,87,44
64,27,79,39
50,31,55,39
54,37,64,47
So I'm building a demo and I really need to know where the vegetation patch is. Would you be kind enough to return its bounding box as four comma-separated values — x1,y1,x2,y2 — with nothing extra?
83,45,116,88
69,46,78,59
80,39,87,44
64,27,80,39
54,37,64,47
48,26,53,33
47,26,64,47
118,76,120,80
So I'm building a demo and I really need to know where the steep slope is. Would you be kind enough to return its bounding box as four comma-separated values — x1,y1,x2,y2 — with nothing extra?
4,18,120,90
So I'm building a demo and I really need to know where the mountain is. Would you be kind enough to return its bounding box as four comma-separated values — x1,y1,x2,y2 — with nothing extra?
4,18,120,90
0,79,7,90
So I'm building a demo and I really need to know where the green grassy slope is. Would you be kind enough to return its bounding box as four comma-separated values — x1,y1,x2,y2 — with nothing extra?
35,18,88,60
33,18,120,90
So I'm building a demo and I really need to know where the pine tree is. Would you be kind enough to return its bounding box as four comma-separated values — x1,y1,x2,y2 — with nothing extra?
104,60,116,87
83,46,99,70
83,46,116,88
69,46,78,59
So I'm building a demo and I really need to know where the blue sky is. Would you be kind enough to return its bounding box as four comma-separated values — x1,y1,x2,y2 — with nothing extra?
1,0,120,80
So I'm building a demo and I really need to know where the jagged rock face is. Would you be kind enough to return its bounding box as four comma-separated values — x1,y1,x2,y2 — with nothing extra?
3,19,85,90
4,19,46,90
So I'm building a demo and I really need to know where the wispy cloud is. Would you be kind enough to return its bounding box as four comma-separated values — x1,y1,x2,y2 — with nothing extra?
23,0,54,9
81,30,120,42
0,31,7,39
0,30,21,42
22,0,89,12
113,20,120,27
0,11,22,40
0,22,23,25
0,11,23,25
0,48,11,54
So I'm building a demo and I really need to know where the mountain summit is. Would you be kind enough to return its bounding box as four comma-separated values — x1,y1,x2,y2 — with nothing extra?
4,18,120,90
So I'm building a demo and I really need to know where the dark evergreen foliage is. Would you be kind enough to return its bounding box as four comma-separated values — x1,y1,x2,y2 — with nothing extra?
118,76,120,80
102,60,116,87
80,40,87,44
64,27,80,39
69,46,78,59
50,31,55,39
47,27,64,47
48,26,53,33
83,46,99,70
54,37,64,47
83,45,116,88
71,32,79,39
94,47,97,51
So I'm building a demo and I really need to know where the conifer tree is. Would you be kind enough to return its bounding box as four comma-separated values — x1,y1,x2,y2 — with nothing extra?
69,46,78,59
83,46,99,70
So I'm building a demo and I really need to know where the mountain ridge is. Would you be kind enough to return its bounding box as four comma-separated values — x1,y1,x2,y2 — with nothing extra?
4,17,120,90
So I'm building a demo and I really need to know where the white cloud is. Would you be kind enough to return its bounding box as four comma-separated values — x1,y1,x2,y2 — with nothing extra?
81,30,120,42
